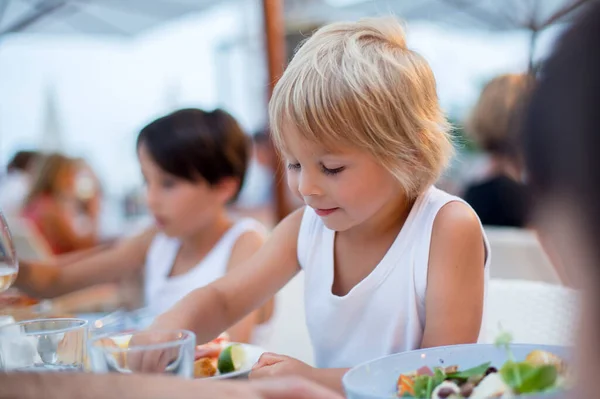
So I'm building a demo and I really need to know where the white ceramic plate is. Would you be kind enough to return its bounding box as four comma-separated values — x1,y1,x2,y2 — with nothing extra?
208,343,266,380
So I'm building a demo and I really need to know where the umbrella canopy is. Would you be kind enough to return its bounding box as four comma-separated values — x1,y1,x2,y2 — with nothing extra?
288,0,593,30
0,0,225,37
285,0,596,68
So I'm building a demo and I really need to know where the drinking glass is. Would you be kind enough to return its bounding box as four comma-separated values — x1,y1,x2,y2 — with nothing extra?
88,329,195,378
0,318,88,372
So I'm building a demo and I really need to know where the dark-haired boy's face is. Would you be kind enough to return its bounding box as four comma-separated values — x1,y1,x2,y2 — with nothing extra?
138,145,235,237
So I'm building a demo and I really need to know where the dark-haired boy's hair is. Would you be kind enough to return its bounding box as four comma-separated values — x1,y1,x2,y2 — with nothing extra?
137,108,249,200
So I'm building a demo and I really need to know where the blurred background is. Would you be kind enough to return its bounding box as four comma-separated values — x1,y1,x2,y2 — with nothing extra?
0,0,579,238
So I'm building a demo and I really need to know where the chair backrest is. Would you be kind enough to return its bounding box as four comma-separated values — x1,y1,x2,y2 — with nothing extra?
484,279,580,346
485,226,561,284
263,272,315,366
5,217,54,261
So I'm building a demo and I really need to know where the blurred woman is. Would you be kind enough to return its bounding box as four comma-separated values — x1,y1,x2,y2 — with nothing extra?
21,153,100,255
463,73,532,227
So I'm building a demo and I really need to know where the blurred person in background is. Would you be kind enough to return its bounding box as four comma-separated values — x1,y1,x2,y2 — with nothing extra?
0,150,40,218
21,153,100,255
522,3,600,398
233,130,276,227
237,130,275,209
14,108,274,345
463,73,532,227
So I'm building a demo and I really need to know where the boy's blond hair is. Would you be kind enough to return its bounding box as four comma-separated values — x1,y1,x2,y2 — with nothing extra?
467,73,532,158
269,17,453,198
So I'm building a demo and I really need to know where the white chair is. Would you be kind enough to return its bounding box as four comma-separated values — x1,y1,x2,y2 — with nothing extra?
263,272,315,366
485,226,561,284
5,217,54,261
484,279,580,346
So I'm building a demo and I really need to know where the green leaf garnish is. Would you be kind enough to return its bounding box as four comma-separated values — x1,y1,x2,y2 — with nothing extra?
494,329,515,362
446,362,491,380
494,330,513,347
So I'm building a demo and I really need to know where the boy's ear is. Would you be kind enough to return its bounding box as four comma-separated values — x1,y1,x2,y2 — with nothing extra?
215,177,240,203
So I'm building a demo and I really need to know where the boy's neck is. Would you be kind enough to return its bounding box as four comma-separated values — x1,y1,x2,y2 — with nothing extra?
178,211,233,256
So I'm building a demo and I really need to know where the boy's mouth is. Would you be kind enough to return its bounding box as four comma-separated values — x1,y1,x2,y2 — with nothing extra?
154,216,167,228
314,208,339,217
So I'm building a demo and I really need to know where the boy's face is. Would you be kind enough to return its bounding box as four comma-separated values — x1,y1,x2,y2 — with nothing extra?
138,144,236,237
282,124,403,232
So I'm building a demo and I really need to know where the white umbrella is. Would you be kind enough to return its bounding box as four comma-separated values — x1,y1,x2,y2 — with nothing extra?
0,0,225,37
285,0,597,69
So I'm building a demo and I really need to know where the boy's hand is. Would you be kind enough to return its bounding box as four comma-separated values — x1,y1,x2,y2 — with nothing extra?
250,353,315,380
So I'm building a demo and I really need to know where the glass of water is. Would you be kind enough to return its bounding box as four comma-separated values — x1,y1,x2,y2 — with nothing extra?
88,330,195,378
0,210,18,293
0,318,88,372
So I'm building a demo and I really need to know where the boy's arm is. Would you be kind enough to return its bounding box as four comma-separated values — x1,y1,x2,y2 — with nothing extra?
420,201,486,348
15,228,155,298
151,208,305,344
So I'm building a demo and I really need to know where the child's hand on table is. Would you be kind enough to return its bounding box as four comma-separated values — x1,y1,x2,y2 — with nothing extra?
250,353,315,380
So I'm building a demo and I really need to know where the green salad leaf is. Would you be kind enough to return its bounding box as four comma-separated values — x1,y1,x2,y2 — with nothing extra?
433,368,446,386
446,362,491,381
412,375,430,399
518,365,558,394
500,362,558,394
410,368,449,398
501,361,532,389
425,377,434,399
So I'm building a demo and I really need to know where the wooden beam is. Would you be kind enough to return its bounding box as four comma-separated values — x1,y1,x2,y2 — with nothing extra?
262,0,289,222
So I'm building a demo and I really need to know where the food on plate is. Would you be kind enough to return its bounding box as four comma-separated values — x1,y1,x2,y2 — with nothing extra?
0,291,39,308
396,349,569,398
194,357,217,378
193,333,247,378
217,344,246,374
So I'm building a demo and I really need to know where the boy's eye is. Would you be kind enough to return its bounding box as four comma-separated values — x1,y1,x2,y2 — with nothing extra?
322,165,345,176
287,163,301,171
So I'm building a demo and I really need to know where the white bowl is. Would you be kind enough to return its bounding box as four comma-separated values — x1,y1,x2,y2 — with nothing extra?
343,344,570,399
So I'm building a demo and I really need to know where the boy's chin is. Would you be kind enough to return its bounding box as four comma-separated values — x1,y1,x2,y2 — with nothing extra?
320,216,353,232
159,226,179,238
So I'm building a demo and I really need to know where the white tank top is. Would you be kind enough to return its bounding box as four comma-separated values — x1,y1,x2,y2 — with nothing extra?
144,218,273,345
297,186,490,368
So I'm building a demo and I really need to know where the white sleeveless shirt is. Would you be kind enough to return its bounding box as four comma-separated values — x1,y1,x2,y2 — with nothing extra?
144,218,272,345
298,186,490,368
